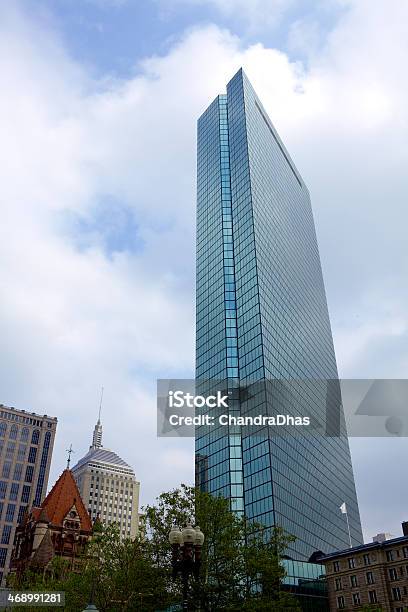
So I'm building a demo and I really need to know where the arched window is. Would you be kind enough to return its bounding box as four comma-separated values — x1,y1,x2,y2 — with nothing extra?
20,428,29,442
9,425,18,440
31,430,40,445
0,423,6,438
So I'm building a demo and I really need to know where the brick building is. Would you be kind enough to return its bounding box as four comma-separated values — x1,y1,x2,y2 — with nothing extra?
11,469,93,579
319,522,408,611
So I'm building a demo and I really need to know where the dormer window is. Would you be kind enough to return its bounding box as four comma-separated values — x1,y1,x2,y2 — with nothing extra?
63,505,81,531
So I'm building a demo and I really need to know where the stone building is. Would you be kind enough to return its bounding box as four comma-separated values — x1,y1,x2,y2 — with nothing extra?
11,469,93,578
71,417,140,539
0,404,57,584
373,533,395,543
319,522,408,611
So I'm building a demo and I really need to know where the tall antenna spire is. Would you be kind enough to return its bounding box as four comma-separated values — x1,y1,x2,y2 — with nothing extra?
91,387,104,450
98,386,104,423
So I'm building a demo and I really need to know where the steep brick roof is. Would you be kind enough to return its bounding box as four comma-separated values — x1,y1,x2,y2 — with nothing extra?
33,469,92,532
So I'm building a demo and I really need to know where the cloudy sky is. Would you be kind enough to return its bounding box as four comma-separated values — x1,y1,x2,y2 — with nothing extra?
0,0,407,543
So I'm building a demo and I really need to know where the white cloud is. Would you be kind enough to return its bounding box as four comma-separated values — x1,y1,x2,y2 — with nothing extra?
0,0,407,533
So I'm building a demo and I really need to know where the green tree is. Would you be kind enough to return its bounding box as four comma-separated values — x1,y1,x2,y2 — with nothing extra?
11,485,301,611
144,484,301,611
10,525,172,612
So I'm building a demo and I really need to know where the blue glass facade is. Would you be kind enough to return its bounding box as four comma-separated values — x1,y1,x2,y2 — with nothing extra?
283,559,328,611
196,69,363,559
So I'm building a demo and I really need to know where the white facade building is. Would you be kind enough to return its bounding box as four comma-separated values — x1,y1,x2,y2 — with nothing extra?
71,418,140,540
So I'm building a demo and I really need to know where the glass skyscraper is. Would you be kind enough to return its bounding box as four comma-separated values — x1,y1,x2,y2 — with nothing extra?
195,69,363,559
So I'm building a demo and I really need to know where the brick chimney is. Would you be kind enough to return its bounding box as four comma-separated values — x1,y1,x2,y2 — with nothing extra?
402,522,408,537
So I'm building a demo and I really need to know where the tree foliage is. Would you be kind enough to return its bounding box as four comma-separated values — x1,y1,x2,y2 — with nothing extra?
10,524,172,612
10,485,301,611
143,484,300,611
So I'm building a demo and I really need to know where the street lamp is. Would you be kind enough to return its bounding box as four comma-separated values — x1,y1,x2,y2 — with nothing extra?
169,522,205,610
82,574,99,612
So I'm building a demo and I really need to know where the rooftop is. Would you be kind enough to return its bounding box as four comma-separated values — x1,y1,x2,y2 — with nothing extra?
318,532,408,562
32,469,92,532
71,446,134,473
0,403,57,420
71,410,135,475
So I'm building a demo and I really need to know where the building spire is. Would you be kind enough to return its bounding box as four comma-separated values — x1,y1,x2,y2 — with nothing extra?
90,387,103,450
98,386,104,423
66,444,74,468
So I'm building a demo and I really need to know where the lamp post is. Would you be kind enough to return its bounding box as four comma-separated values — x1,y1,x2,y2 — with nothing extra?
169,523,205,611
82,572,99,612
